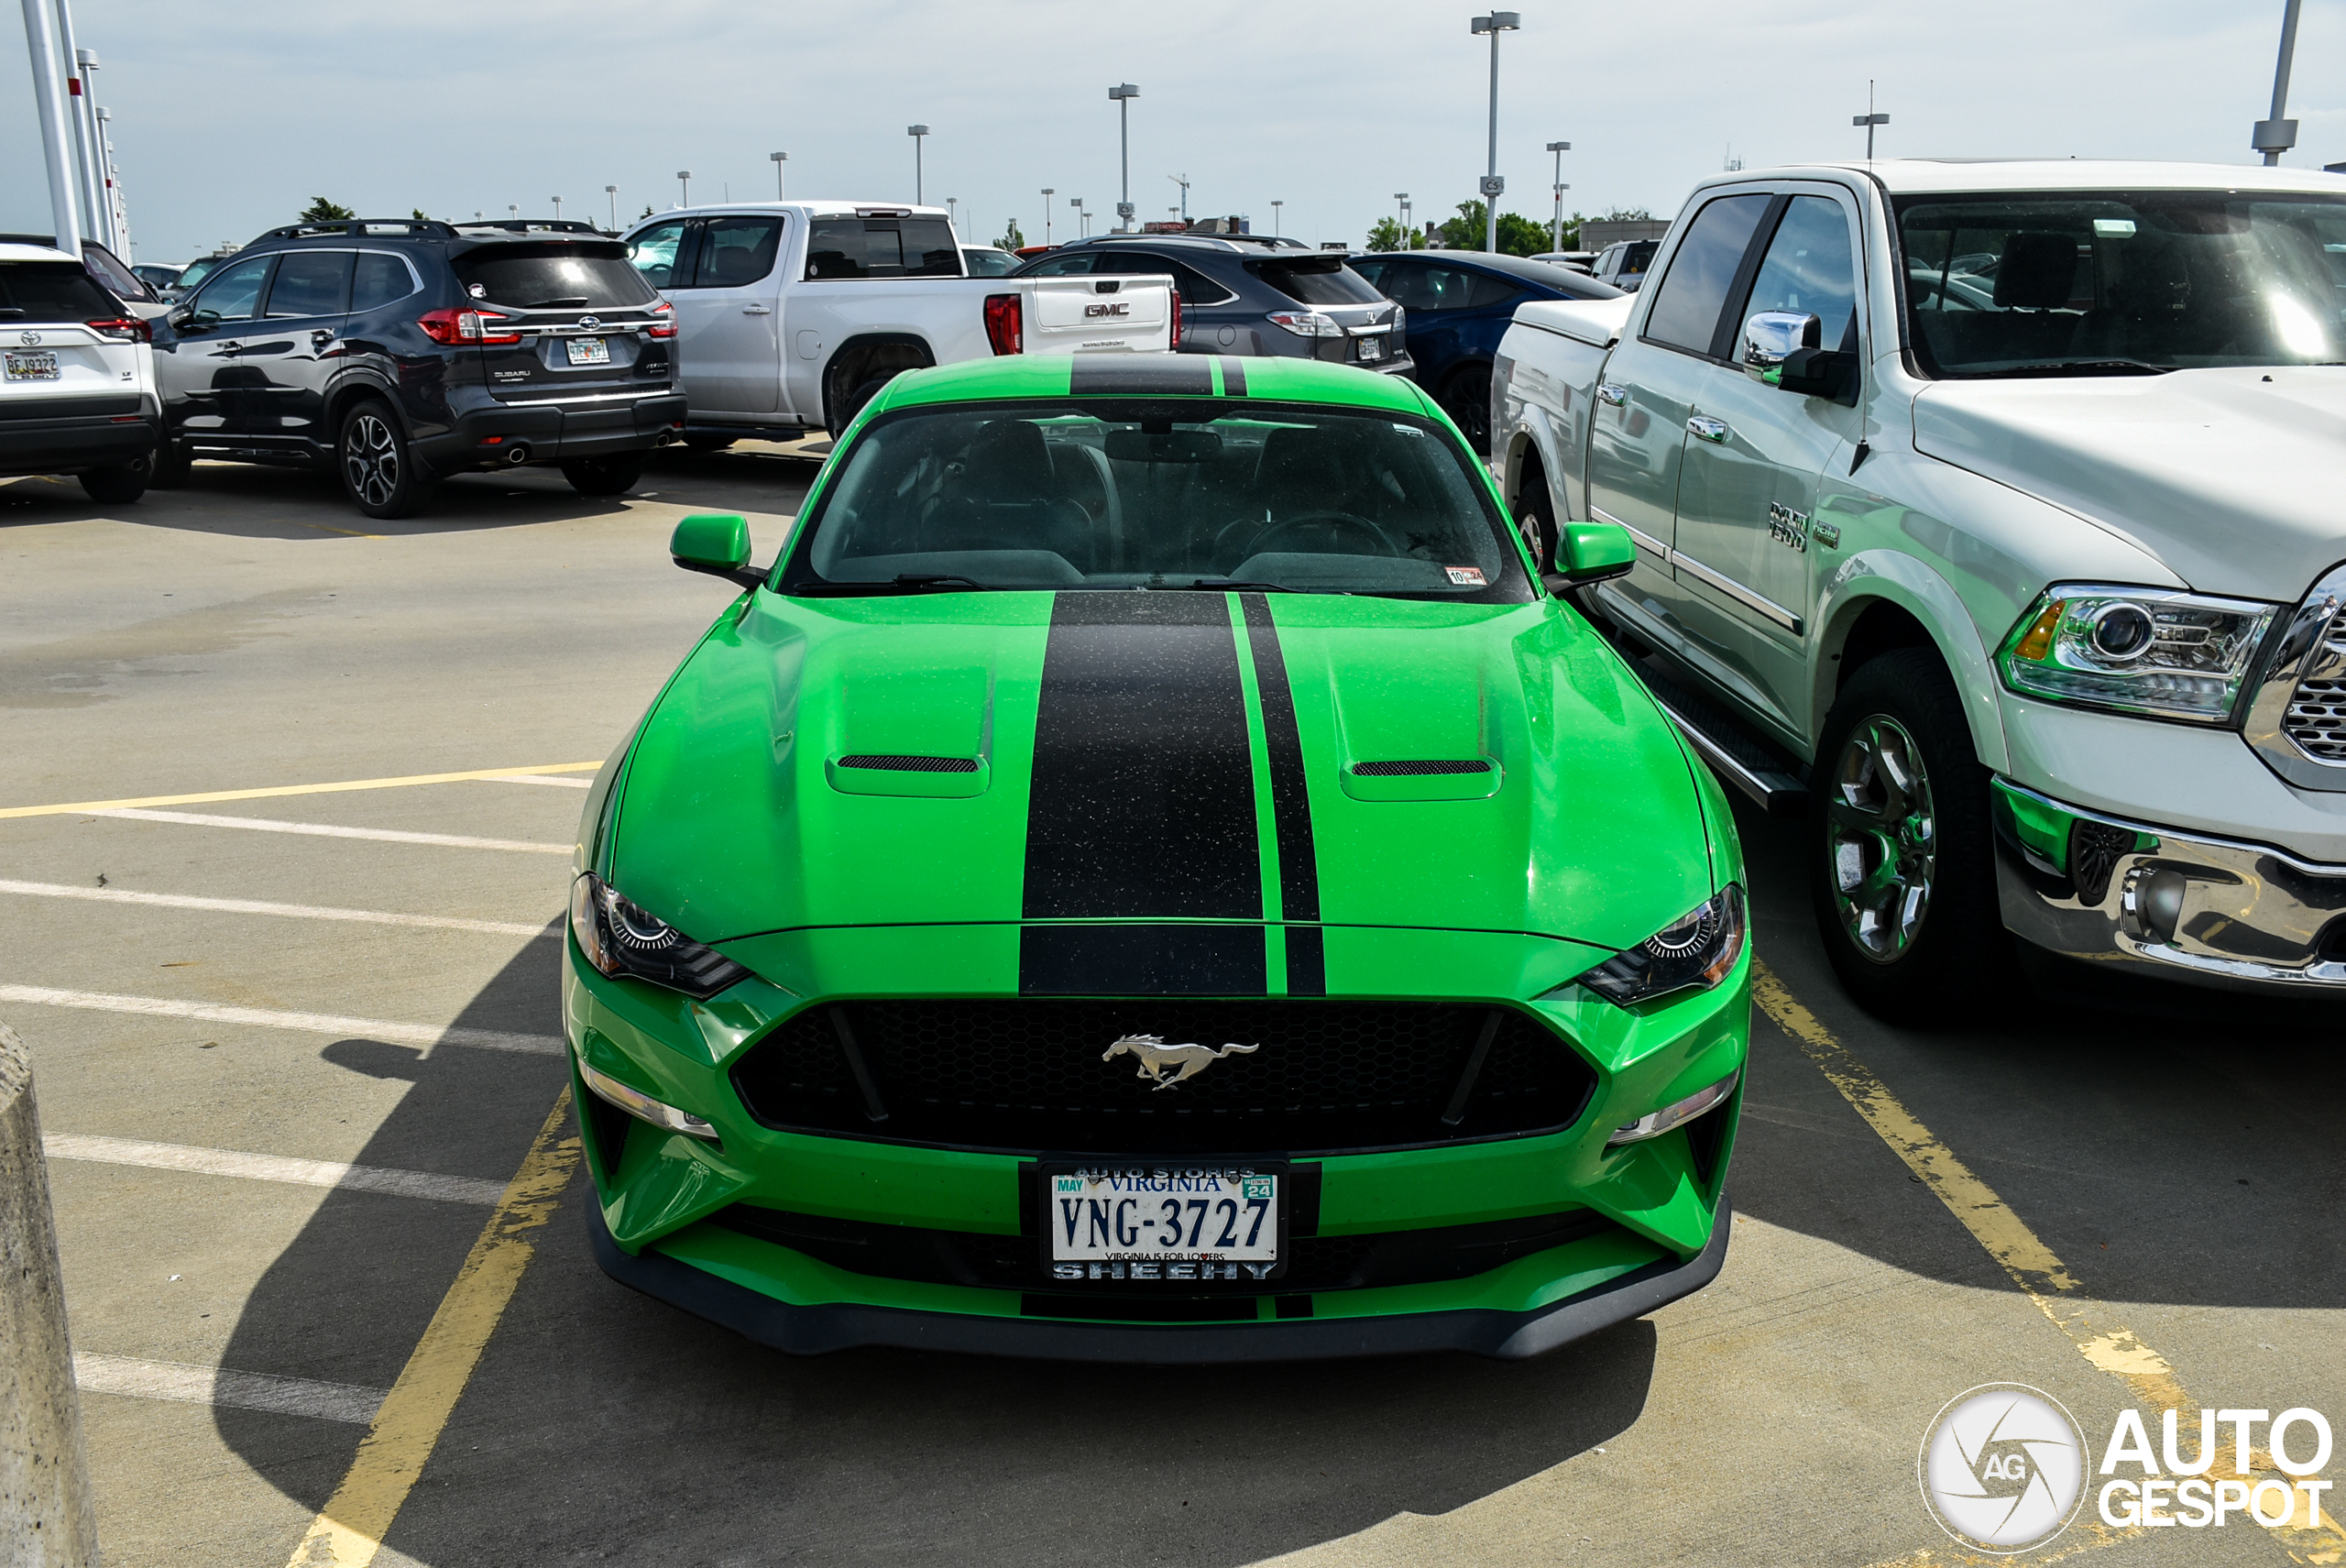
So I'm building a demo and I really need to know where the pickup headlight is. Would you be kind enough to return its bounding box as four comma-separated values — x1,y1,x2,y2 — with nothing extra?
1563,884,1747,1007
1996,585,2279,724
570,873,751,999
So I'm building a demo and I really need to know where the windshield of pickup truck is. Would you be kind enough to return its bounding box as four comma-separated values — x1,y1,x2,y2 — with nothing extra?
1896,192,2346,376
783,400,1527,599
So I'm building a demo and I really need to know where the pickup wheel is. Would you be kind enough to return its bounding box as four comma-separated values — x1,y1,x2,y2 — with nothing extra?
148,439,191,488
1808,650,2010,1021
1439,364,1494,455
1512,476,1558,571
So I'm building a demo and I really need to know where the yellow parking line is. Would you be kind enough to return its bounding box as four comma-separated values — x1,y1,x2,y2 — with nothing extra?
0,762,601,820
291,521,385,540
285,1089,581,1568
1751,961,2346,1564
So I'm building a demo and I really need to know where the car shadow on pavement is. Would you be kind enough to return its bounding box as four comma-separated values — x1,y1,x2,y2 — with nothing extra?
2,463,637,539
216,938,1659,1566
1727,795,2346,1314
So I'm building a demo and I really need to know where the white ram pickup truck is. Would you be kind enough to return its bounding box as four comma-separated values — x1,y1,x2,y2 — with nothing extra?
619,203,1172,444
1492,159,2346,1015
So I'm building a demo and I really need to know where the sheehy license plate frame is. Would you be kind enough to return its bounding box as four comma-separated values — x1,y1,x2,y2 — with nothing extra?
565,336,611,366
1040,1163,1287,1283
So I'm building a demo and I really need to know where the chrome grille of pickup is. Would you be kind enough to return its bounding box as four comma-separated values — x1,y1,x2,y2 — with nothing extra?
2284,617,2346,762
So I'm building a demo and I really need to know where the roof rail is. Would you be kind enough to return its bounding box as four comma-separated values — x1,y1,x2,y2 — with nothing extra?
447,218,610,236
251,218,459,243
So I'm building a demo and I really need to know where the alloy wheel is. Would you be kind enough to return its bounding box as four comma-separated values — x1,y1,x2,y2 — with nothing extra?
1825,714,1937,962
343,412,400,509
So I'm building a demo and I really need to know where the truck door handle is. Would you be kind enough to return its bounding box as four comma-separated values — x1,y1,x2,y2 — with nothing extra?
1595,382,1628,407
742,303,772,315
1687,415,1731,444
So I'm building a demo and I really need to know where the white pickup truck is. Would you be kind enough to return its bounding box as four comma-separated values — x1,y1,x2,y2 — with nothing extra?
619,203,1172,444
1492,159,2346,1015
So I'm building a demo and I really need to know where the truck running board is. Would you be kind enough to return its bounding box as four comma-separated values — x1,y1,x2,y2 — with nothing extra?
1628,657,1812,819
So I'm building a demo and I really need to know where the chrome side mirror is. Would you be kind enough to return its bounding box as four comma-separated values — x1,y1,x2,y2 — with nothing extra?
1743,311,1821,375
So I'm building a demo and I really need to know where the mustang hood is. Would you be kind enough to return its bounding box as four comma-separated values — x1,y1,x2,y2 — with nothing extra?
607,591,1714,970
1913,367,2346,599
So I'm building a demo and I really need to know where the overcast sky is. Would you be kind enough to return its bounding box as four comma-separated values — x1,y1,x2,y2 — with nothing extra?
5,0,2341,264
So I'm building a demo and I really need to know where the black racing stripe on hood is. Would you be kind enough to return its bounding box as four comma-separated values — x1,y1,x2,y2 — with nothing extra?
1019,924,1266,996
1219,357,1247,396
1238,595,1319,925
1023,592,1262,921
1069,356,1214,395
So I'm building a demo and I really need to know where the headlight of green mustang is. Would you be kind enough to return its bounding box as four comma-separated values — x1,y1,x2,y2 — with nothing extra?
1997,584,2278,724
569,873,751,999
1566,883,1747,1006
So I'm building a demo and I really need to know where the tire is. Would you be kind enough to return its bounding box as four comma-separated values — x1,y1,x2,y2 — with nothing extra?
836,372,896,433
148,439,191,488
1440,363,1494,455
560,454,645,496
1512,469,1558,572
338,402,432,519
683,433,738,452
1808,649,2012,1022
78,455,149,505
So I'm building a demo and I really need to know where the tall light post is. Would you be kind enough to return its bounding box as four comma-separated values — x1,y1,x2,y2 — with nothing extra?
1394,192,1409,244
906,125,929,203
1072,196,1087,239
551,195,563,222
1470,12,1519,253
509,204,519,222
1042,187,1054,245
21,0,82,258
605,185,619,230
1546,140,1571,253
769,151,787,198
2254,0,2305,165
1853,81,1888,160
947,197,958,230
71,48,108,247
1168,172,1189,225
1271,198,1283,236
1109,83,1139,231
676,170,691,205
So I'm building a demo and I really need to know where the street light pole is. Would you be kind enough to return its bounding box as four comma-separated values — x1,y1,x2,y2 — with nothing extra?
1072,197,1086,239
1546,140,1571,253
2254,0,2305,165
605,185,619,230
906,125,928,203
1470,13,1518,253
770,151,787,199
1109,84,1139,231
1853,82,1889,161
1271,198,1283,236
1042,188,1054,245
676,170,691,206
551,195,563,222
1169,172,1189,225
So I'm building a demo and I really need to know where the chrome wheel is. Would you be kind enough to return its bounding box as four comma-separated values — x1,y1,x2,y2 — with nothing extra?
342,411,400,509
1825,714,1936,962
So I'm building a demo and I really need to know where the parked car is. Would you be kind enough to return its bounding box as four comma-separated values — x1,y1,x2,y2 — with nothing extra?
133,262,187,298
173,253,234,294
1492,158,2346,1015
0,241,158,502
0,233,170,320
573,353,1744,1361
1529,250,1597,273
619,203,1174,446
1014,233,1409,377
1589,240,1661,291
150,217,685,518
1350,249,1618,454
960,245,1019,277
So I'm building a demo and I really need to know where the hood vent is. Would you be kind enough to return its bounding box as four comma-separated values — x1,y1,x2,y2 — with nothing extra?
826,752,989,798
1341,756,1503,802
1352,759,1493,777
839,754,981,773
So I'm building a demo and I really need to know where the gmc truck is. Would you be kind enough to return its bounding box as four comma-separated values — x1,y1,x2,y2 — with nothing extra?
1492,159,2346,1015
619,203,1174,444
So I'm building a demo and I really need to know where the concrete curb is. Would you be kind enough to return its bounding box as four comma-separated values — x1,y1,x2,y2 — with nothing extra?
0,1020,97,1567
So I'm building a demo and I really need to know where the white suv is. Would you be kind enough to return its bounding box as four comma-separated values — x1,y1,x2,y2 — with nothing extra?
0,241,158,502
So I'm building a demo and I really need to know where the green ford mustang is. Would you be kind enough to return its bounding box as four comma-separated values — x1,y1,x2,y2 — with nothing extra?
565,353,1749,1361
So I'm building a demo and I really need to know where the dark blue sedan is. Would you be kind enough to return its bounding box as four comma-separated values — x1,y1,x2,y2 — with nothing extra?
1351,250,1620,455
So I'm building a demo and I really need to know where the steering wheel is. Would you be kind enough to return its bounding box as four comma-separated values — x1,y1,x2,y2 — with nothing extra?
1235,510,1398,561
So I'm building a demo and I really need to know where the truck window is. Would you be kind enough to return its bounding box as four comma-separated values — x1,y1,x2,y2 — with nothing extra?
692,217,784,288
805,218,961,279
1642,194,1771,355
628,220,696,291
1737,196,1858,353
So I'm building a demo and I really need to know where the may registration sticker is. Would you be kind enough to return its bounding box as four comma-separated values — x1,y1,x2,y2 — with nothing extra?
1046,1166,1280,1281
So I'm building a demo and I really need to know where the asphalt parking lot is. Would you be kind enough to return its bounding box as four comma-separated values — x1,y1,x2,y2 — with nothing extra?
4,454,2341,1567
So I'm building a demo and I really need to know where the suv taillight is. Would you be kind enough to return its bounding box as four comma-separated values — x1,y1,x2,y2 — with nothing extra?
86,316,150,343
983,293,1023,356
416,307,521,345
644,300,675,339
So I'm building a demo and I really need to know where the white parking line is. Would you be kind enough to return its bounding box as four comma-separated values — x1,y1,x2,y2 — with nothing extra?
478,774,593,789
45,1133,507,1206
0,985,564,1055
73,1353,385,1425
90,808,571,854
0,879,554,938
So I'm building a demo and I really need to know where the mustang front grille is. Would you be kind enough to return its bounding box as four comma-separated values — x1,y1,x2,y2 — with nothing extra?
729,998,1597,1156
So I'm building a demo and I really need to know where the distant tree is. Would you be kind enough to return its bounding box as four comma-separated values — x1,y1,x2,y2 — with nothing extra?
1434,201,1543,255
640,204,654,220
996,219,1025,250
300,197,356,223
1365,216,1407,252
411,207,429,222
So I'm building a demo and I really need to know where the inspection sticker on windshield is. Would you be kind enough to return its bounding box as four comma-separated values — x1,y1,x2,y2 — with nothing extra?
1445,565,1487,587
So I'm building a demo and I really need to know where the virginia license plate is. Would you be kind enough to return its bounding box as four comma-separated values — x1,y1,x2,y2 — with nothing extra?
4,351,60,381
565,336,610,366
1045,1164,1281,1281
1355,334,1384,363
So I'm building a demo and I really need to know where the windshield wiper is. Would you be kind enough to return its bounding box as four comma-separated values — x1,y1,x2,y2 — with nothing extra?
893,574,991,590
1185,577,1298,592
1979,358,2175,378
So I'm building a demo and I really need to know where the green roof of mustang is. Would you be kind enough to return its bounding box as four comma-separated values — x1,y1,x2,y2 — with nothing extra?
564,354,1749,1362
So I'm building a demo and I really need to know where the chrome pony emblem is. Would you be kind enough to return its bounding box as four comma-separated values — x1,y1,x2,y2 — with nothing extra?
1102,1034,1259,1091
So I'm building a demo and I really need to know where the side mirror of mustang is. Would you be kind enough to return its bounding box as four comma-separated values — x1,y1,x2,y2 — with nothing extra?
1541,521,1637,592
670,512,766,590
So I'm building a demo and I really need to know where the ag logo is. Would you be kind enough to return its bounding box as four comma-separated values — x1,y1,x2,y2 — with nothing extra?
1919,1385,2086,1552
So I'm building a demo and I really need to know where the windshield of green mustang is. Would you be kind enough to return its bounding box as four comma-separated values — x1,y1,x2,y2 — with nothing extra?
1896,191,2346,376
783,400,1528,598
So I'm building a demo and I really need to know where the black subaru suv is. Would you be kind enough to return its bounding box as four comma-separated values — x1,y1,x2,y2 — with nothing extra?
151,219,685,518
